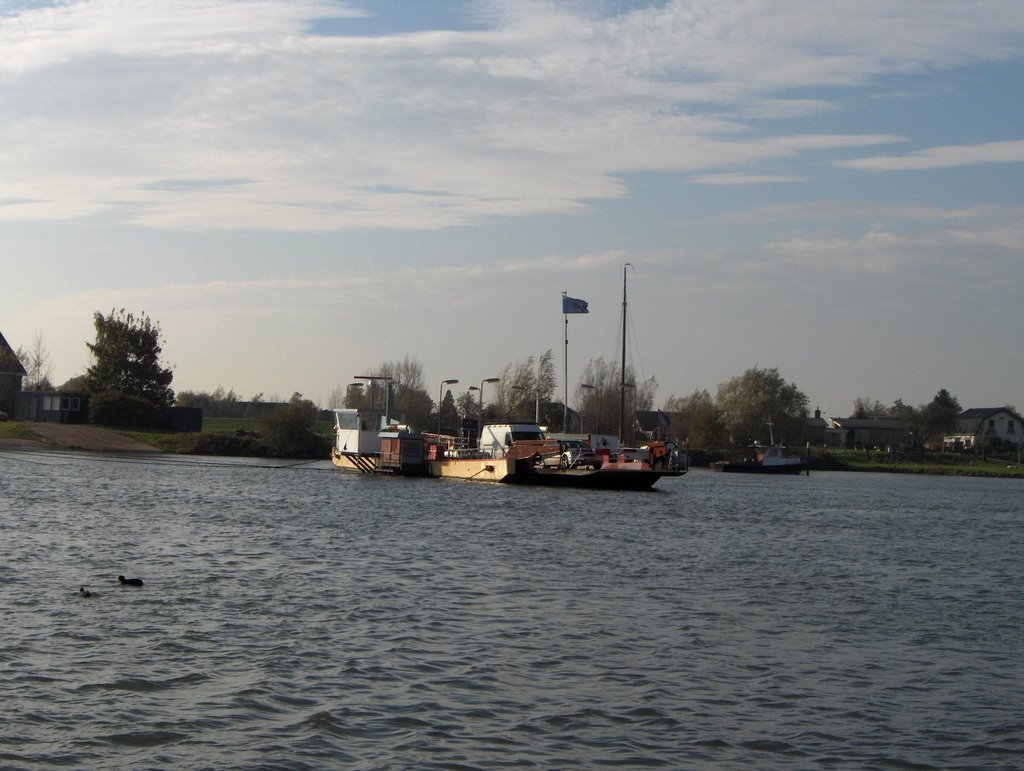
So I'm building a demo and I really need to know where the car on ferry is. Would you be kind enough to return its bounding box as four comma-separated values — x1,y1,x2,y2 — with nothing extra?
542,438,600,469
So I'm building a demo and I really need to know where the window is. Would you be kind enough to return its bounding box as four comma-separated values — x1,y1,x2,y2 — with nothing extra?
1009,421,1016,434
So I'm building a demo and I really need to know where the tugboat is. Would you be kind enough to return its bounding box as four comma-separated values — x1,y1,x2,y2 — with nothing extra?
710,421,807,475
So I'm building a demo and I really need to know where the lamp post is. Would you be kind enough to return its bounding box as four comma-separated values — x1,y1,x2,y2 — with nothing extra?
479,377,499,421
467,386,480,443
383,380,396,428
437,379,459,435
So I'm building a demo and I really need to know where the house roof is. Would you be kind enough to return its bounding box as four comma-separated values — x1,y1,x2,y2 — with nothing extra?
830,415,904,430
0,331,28,377
957,407,1022,429
958,407,1014,420
635,410,670,431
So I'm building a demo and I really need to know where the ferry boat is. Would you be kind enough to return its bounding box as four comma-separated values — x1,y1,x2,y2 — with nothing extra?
331,412,685,490
331,263,686,491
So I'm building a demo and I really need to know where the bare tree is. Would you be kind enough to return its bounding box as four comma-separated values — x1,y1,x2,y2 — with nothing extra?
491,349,556,421
18,332,54,390
577,356,656,436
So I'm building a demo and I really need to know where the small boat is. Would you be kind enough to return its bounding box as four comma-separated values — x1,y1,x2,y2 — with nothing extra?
710,421,807,475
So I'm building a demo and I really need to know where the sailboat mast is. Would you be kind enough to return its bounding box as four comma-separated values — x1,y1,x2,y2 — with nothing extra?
619,262,629,442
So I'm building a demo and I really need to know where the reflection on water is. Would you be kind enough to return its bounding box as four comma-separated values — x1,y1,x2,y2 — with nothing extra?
1,450,1022,768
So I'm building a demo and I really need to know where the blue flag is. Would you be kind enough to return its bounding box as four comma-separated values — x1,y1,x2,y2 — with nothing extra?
562,295,589,314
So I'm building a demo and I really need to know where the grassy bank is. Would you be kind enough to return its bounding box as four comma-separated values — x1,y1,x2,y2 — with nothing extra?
811,448,1023,478
0,421,39,442
122,417,334,458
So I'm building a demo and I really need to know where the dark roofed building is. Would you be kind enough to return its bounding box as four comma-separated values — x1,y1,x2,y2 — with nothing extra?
828,415,908,450
0,330,28,416
945,407,1022,451
635,409,672,441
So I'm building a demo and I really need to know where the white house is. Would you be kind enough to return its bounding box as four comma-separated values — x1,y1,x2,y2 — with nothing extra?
944,407,1022,451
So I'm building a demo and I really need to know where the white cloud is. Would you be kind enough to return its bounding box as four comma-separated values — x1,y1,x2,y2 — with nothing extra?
763,205,1024,275
1,0,1022,230
838,139,1024,171
691,173,806,186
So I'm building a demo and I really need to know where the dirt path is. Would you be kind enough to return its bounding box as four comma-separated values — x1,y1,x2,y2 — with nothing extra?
0,423,159,452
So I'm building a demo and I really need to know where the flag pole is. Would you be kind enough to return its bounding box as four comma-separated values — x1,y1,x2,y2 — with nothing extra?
562,292,569,433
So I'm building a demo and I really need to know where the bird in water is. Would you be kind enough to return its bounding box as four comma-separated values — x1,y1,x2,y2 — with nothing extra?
118,575,144,587
79,586,92,598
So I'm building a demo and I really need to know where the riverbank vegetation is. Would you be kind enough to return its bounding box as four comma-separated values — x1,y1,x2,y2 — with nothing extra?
119,405,333,459
809,449,1023,478
7,319,1020,467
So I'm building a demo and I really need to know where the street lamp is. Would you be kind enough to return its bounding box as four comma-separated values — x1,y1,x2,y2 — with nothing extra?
479,377,499,421
437,379,459,435
383,379,396,428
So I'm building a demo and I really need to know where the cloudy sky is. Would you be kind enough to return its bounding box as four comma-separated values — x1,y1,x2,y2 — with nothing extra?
2,0,1022,418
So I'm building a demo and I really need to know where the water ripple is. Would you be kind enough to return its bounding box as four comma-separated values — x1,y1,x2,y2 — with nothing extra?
1,457,1022,767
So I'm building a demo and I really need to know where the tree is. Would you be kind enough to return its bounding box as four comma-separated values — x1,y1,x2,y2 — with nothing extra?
663,389,724,449
715,366,808,449
328,383,347,409
852,397,890,418
437,389,459,435
260,393,328,458
16,332,54,390
490,350,557,422
86,309,174,408
456,390,479,421
59,374,90,393
177,386,238,412
920,388,961,448
891,398,923,450
352,356,433,429
577,356,656,437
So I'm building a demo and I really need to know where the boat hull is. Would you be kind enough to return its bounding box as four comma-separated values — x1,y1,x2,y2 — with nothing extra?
709,461,806,474
332,450,381,474
334,449,680,489
506,466,683,490
429,457,517,483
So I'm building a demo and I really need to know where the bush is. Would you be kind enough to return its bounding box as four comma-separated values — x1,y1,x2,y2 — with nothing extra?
179,433,266,457
259,401,332,458
89,391,161,428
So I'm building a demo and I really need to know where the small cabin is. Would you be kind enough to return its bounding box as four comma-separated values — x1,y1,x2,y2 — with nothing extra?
14,391,87,423
378,428,427,475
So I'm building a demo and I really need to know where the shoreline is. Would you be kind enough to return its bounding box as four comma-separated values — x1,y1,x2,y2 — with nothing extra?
0,423,159,453
2,424,1020,478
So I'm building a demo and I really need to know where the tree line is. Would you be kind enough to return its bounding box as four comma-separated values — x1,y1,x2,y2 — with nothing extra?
15,309,986,453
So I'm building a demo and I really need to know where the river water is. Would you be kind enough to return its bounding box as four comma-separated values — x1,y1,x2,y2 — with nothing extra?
1,450,1021,769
